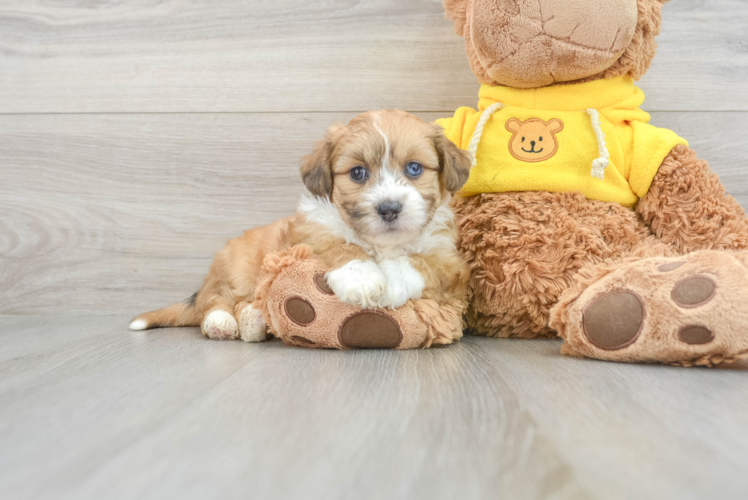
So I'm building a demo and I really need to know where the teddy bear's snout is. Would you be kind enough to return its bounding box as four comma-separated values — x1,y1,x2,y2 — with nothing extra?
469,0,639,87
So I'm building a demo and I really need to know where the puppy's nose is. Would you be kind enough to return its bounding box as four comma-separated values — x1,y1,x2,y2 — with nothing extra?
531,140,536,147
377,201,402,222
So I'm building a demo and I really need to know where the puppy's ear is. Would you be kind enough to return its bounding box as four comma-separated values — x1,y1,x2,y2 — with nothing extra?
300,126,340,197
433,127,471,194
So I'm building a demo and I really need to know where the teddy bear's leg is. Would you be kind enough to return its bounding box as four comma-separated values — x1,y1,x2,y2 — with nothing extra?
259,259,410,349
550,250,748,366
234,301,268,343
452,192,649,338
271,270,439,350
637,145,748,253
255,249,463,349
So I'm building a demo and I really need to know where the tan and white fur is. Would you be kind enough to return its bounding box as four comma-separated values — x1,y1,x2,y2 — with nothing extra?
130,110,472,342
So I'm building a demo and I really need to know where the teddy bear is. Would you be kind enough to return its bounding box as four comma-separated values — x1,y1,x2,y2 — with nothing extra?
438,0,748,366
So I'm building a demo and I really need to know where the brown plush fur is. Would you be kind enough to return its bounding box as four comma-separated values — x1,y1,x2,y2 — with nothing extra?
444,0,668,88
133,110,471,341
636,144,748,253
452,191,653,338
453,145,748,340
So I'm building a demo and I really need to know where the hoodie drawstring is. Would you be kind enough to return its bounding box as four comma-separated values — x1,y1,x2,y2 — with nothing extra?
586,108,610,180
467,102,504,169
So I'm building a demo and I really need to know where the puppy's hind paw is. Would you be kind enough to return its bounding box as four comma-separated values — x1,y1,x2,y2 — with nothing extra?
202,310,239,340
238,304,268,343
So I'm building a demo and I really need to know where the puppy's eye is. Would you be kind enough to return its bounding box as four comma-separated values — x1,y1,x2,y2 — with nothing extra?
405,162,424,178
521,137,525,142
539,136,543,142
349,166,368,183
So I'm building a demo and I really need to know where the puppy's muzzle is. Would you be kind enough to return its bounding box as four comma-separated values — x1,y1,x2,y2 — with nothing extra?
377,200,402,222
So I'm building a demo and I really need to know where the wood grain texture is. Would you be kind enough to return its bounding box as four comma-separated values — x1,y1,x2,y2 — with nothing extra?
0,0,747,113
0,315,745,500
2,111,747,315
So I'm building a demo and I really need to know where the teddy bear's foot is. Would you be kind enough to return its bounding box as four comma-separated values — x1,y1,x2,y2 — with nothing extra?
551,250,748,367
253,245,464,350
261,264,423,349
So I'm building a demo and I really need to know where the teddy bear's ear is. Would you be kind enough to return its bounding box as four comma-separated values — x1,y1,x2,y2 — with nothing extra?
505,118,522,134
432,126,471,194
443,0,469,36
547,119,564,134
300,125,340,197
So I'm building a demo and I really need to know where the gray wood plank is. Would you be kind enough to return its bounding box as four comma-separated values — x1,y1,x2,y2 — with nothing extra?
2,111,747,315
476,338,748,499
640,0,748,112
0,315,586,500
0,315,746,500
0,0,746,113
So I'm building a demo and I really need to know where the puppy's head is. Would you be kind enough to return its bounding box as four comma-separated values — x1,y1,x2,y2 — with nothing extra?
300,110,470,247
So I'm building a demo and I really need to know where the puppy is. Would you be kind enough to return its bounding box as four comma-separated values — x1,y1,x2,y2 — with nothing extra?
130,110,472,342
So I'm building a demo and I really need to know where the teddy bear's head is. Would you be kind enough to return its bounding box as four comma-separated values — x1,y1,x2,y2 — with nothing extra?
444,0,668,88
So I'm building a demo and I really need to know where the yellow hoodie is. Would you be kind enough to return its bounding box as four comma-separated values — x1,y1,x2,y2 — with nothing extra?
437,76,687,207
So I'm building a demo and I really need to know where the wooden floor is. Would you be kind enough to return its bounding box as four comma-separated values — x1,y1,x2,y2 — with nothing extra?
2,1,748,498
1,315,746,500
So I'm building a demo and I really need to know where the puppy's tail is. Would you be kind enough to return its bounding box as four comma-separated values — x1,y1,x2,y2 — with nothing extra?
129,293,201,331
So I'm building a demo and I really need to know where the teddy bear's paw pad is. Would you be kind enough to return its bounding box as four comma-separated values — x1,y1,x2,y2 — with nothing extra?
338,311,403,349
313,273,335,295
582,290,644,350
289,335,316,346
658,261,686,273
679,325,715,345
202,310,239,340
671,276,717,309
284,297,316,326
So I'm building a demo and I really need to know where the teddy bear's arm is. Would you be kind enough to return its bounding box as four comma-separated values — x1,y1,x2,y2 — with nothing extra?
636,144,748,253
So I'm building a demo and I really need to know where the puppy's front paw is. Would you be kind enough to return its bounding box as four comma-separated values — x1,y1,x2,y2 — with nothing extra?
326,260,387,309
378,258,425,309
